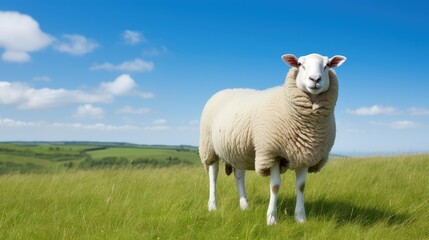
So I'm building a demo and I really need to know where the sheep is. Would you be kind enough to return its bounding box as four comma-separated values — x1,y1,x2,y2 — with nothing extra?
199,53,346,225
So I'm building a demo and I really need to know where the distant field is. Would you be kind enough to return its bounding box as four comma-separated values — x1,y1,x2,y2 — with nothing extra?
86,147,200,162
0,143,200,174
0,154,428,239
0,144,95,173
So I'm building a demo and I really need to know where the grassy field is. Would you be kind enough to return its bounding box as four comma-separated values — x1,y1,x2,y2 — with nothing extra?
0,154,428,239
0,144,95,173
0,143,200,173
86,147,200,162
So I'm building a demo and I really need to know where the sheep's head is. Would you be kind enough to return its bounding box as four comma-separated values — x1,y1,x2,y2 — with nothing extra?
282,53,346,95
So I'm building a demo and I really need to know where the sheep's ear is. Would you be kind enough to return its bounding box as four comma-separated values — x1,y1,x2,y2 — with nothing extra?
328,55,347,68
282,54,299,67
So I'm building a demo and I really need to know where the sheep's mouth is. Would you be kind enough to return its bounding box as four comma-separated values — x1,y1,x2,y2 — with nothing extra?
307,86,323,95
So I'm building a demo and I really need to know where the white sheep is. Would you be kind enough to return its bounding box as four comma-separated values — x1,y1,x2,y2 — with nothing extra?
199,53,346,225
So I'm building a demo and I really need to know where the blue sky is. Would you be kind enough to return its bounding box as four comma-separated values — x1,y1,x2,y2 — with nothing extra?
0,0,428,154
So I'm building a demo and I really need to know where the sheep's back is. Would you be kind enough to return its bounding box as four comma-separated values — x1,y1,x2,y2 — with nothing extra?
201,88,273,170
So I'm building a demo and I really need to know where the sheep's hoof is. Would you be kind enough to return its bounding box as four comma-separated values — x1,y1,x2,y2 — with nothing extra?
239,198,249,210
294,214,306,223
267,213,278,225
208,201,217,211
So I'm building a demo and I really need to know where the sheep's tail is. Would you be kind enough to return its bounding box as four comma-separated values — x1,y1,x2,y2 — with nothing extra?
225,163,233,176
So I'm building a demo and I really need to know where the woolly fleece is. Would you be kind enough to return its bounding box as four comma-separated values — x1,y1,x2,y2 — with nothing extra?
199,67,338,176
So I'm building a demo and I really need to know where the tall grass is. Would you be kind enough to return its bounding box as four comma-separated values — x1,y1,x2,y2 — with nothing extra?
0,155,428,239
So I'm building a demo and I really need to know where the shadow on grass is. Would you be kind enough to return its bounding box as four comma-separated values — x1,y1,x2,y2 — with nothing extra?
252,196,411,227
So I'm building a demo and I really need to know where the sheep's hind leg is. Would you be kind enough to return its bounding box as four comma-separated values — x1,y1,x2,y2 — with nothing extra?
208,161,219,211
294,168,308,223
234,168,249,210
267,161,281,225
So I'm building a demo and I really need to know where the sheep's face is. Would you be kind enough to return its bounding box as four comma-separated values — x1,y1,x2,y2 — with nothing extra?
282,53,346,95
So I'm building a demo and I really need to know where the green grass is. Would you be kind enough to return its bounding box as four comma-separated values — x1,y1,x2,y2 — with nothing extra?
0,144,200,173
0,144,94,173
0,154,428,239
0,143,96,155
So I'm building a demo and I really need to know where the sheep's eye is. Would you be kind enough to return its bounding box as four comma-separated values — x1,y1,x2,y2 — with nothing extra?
300,64,305,70
324,64,328,70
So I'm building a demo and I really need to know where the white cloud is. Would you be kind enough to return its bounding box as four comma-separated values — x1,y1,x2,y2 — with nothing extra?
0,81,110,109
54,34,98,55
99,74,154,100
347,105,429,116
143,46,169,56
370,120,419,129
74,104,104,119
0,118,44,127
0,74,145,109
0,118,138,131
33,75,51,82
122,30,145,45
143,118,170,131
0,11,53,62
0,117,182,133
52,122,137,131
90,58,154,72
407,107,429,115
139,92,155,99
144,125,170,131
346,105,399,116
178,119,199,131
115,106,151,115
99,74,136,96
152,119,167,125
390,121,418,129
3,50,31,62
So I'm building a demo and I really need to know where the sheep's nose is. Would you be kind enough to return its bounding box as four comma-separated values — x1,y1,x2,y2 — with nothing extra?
309,75,321,83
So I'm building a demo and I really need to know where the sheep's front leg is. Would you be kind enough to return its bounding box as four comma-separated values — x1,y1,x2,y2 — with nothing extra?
234,168,249,210
267,161,281,225
295,168,308,223
208,161,219,211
